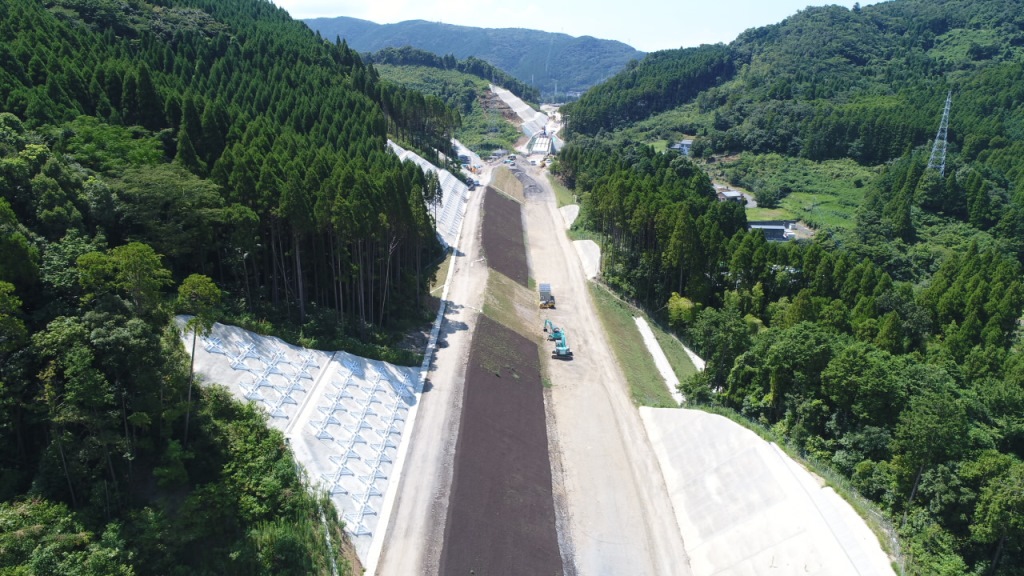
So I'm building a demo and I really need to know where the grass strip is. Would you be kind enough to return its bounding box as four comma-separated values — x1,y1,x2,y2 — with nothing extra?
430,251,454,296
490,166,525,203
588,283,677,408
649,321,699,383
546,173,575,208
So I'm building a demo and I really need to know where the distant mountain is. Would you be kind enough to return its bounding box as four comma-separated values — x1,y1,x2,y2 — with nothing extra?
304,16,645,99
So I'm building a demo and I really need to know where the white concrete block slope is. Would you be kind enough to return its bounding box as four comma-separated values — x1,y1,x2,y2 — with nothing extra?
490,84,549,138
387,140,469,248
176,317,420,563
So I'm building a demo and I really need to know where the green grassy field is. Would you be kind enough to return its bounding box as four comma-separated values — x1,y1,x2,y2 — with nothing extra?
711,153,880,230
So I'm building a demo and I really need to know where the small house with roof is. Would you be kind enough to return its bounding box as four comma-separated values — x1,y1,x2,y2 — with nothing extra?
669,139,694,156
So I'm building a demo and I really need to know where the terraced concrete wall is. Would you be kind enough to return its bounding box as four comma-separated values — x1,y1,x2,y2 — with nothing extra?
178,318,420,563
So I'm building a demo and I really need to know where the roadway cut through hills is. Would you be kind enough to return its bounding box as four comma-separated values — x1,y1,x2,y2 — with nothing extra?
437,186,563,574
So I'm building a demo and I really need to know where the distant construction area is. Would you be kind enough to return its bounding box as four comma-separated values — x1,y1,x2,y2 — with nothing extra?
490,84,548,138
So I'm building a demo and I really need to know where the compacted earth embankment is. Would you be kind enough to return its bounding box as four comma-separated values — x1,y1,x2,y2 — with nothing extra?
437,187,562,575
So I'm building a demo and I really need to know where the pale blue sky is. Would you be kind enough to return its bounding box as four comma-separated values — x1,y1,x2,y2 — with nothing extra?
274,0,882,52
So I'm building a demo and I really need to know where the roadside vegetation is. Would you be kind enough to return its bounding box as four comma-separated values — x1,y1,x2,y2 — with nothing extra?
556,1,1024,572
546,173,576,207
588,283,678,408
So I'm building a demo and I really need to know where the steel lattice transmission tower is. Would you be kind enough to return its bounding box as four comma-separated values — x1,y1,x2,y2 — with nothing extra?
927,91,952,176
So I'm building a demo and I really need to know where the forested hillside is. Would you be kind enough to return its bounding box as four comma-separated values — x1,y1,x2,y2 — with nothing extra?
367,47,525,153
556,0,1024,573
0,0,457,572
366,46,540,103
303,16,645,99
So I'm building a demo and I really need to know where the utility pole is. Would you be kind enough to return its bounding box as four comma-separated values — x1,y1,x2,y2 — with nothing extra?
927,90,952,176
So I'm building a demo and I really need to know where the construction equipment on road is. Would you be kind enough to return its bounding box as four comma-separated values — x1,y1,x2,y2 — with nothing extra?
543,319,573,358
539,283,556,308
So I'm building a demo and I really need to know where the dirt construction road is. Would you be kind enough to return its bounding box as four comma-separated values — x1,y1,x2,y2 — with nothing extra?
521,167,692,575
374,161,691,574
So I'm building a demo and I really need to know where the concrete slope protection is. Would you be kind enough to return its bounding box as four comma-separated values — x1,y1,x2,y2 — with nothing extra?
176,317,419,563
641,408,896,576
491,84,548,138
633,317,684,406
388,140,469,248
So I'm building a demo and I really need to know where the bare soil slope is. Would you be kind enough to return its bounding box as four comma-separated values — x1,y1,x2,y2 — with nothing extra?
481,186,529,287
438,314,561,575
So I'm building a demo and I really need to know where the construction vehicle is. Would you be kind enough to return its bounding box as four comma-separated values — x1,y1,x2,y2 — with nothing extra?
539,283,555,309
543,320,572,358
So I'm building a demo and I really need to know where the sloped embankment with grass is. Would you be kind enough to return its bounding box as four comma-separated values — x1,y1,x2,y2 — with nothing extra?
489,166,527,204
587,283,695,407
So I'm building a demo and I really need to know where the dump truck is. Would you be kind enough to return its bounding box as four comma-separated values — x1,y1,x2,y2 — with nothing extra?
539,283,555,309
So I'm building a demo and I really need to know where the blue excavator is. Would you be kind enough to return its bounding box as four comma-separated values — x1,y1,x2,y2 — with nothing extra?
543,319,573,359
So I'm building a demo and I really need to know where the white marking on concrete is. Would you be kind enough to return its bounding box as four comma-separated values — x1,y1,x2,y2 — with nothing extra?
682,343,706,372
559,204,579,229
572,240,600,279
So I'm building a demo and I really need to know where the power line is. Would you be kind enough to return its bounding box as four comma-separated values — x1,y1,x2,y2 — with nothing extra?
927,90,952,177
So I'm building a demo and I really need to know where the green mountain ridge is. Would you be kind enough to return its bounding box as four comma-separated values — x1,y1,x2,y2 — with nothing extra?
303,16,645,99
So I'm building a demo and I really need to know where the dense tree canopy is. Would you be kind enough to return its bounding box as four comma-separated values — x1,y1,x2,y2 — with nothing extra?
0,0,464,572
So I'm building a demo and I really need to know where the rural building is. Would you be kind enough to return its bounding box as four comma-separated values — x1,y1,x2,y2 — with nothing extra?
749,221,796,242
670,139,694,155
717,190,746,204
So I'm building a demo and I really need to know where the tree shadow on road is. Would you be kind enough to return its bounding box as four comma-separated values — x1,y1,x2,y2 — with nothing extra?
422,303,471,393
